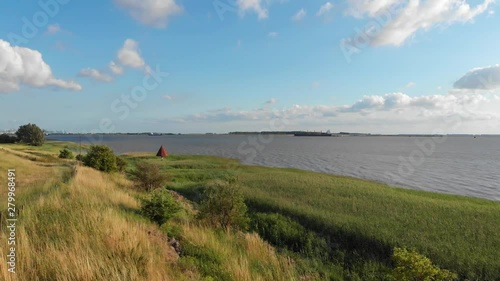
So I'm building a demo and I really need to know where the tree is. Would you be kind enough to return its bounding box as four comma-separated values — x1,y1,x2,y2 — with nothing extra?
129,161,169,191
197,180,249,230
59,148,74,159
390,248,458,281
82,145,117,173
15,123,45,146
0,134,17,143
141,189,181,226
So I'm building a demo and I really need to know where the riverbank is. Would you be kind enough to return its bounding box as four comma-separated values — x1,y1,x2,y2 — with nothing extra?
1,141,499,280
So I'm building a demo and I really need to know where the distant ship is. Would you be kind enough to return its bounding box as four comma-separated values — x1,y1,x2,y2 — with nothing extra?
294,130,333,137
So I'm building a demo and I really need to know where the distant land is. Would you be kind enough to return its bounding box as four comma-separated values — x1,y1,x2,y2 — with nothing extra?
1,129,498,137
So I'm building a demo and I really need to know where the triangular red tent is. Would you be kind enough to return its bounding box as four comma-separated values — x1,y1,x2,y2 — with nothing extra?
156,145,168,158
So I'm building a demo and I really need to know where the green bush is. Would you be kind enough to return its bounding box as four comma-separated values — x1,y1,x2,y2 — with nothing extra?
82,145,117,173
141,189,181,226
16,123,45,146
115,156,127,172
130,161,169,191
197,180,249,230
59,148,74,159
75,154,84,161
0,134,17,143
390,248,458,281
250,212,328,258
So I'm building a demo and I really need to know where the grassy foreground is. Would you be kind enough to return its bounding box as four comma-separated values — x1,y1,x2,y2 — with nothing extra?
1,141,499,280
144,154,500,280
0,143,304,281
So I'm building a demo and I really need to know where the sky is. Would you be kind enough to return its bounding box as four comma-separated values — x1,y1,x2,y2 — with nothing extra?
0,0,499,134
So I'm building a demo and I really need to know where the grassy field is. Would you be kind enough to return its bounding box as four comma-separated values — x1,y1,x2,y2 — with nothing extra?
0,142,306,281
1,142,499,280
125,154,500,281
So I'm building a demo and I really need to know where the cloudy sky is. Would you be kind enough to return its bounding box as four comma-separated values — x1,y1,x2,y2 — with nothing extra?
1,0,499,134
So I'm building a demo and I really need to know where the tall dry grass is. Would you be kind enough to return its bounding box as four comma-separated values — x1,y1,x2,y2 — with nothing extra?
0,156,187,280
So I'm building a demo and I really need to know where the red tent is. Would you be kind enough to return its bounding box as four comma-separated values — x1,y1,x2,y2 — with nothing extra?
156,145,168,158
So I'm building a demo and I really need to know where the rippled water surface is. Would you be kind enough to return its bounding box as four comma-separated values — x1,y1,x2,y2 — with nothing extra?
48,134,500,201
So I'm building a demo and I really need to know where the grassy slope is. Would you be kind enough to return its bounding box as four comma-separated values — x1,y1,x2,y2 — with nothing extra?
0,143,305,281
145,154,500,280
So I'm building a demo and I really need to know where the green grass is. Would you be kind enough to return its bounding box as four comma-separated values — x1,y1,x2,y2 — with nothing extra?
0,142,307,281
143,154,500,281
3,141,499,280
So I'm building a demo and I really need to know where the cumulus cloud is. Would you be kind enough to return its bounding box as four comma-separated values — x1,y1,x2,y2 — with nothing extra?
453,64,500,90
117,39,145,68
317,2,334,17
116,39,151,74
345,0,494,46
292,9,307,21
0,39,82,93
114,0,183,28
108,61,124,75
237,0,269,19
169,92,500,133
78,68,113,82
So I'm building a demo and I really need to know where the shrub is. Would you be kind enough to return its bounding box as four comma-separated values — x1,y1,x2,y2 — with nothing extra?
75,154,84,161
116,156,127,172
59,148,74,159
0,134,17,143
130,161,169,191
141,189,181,226
197,180,249,230
390,248,458,281
250,212,328,258
82,145,117,173
15,123,45,146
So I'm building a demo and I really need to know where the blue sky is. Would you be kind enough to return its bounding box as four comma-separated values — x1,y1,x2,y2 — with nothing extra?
1,0,499,134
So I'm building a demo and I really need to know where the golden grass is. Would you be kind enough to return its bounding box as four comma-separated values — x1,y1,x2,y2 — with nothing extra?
180,223,305,281
0,162,187,281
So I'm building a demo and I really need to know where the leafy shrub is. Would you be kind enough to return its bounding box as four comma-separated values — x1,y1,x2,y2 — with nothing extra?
251,212,328,258
75,154,84,161
82,145,117,173
115,156,127,172
197,180,249,230
130,161,169,191
390,248,458,281
59,148,74,159
0,134,17,143
15,123,45,146
141,189,181,226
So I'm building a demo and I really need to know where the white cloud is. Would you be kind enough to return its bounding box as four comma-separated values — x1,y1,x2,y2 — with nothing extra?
345,0,494,47
0,39,82,93
109,61,124,75
237,0,269,19
454,64,500,90
45,24,61,35
268,31,278,38
265,98,278,105
292,9,307,21
163,95,175,101
170,91,500,133
317,2,334,17
117,39,150,73
114,0,183,28
405,81,416,88
78,68,113,82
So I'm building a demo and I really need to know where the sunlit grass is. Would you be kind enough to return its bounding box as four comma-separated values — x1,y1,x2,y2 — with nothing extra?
161,154,500,280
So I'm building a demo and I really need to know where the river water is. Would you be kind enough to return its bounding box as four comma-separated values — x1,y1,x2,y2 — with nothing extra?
48,134,500,201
